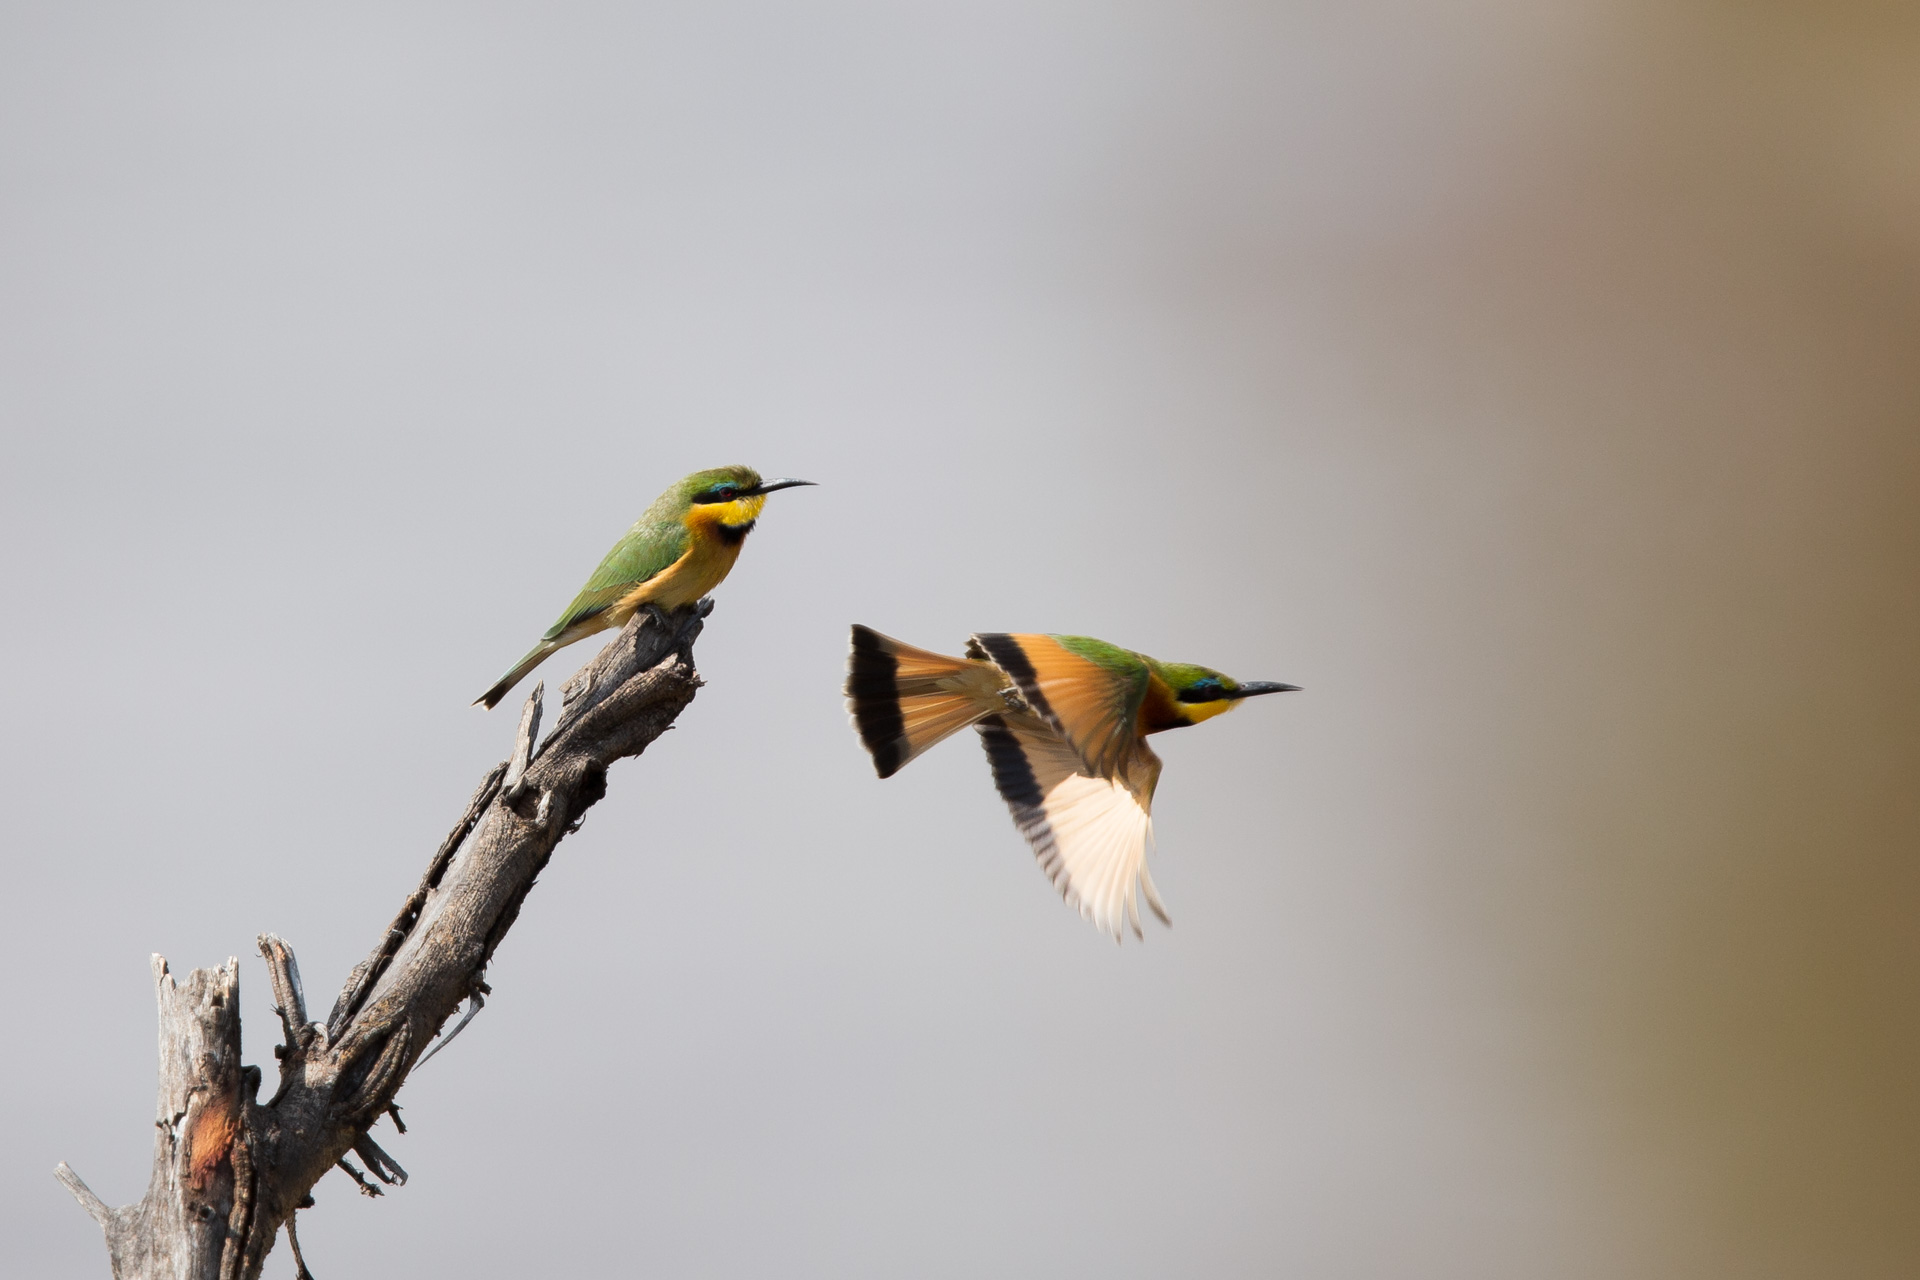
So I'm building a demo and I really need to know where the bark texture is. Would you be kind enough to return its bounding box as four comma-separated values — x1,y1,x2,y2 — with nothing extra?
58,601,709,1279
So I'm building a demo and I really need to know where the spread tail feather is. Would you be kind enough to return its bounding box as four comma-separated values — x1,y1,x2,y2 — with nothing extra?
846,625,1008,777
475,640,561,710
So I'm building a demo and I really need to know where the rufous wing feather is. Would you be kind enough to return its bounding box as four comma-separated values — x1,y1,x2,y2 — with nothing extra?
968,633,1148,780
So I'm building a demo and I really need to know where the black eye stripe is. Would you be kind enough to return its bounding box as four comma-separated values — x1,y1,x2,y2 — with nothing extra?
1175,679,1226,704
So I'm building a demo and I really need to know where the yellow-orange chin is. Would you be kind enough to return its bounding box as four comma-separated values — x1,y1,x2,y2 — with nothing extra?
1177,697,1238,725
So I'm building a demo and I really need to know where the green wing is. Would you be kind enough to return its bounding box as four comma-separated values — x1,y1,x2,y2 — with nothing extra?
540,518,689,640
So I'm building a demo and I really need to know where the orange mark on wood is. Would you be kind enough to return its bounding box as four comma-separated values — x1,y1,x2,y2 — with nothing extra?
184,1090,239,1191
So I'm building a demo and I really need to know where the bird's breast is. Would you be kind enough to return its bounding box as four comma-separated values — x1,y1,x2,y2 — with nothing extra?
1137,674,1235,732
1138,675,1189,734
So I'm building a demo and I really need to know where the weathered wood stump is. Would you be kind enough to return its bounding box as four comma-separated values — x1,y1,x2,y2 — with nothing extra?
58,601,709,1279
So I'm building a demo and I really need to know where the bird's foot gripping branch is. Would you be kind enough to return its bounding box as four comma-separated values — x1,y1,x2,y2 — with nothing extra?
56,601,711,1280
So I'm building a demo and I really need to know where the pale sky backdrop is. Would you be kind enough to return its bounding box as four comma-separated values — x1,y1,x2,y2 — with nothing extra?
3,3,1917,1277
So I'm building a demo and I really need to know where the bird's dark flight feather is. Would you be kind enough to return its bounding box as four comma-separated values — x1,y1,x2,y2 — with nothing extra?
847,624,909,778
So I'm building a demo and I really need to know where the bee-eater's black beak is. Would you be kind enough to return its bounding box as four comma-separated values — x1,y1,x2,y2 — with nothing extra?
749,477,816,495
1229,681,1301,698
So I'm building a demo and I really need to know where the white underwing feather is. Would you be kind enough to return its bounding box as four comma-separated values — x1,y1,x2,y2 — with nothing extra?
977,713,1165,941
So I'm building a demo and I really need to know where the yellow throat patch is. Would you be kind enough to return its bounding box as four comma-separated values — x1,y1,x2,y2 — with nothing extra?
1177,696,1238,726
688,493,768,531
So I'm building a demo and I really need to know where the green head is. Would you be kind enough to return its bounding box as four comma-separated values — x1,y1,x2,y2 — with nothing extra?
1156,661,1300,726
669,465,816,508
644,465,817,532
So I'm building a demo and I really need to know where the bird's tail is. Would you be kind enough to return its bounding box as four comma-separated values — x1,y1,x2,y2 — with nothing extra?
475,640,561,710
846,624,1009,778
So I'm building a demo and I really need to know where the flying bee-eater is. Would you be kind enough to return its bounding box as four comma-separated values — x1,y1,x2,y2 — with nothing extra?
475,466,814,709
845,626,1298,941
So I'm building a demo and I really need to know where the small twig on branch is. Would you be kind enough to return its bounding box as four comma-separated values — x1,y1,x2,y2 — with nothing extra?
502,680,543,799
414,983,486,1070
53,1162,109,1225
286,1210,317,1280
261,933,314,1047
336,1158,383,1198
353,1132,408,1186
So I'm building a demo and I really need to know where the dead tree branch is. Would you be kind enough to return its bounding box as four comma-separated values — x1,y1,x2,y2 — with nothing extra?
58,601,710,1278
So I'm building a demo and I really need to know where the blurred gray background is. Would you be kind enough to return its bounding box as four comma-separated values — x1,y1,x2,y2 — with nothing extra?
3,3,1917,1276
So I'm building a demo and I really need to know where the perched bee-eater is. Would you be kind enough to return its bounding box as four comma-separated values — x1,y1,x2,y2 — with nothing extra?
845,626,1298,940
476,466,814,709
